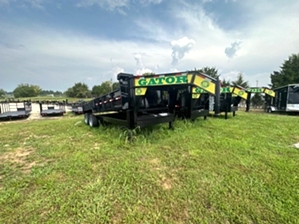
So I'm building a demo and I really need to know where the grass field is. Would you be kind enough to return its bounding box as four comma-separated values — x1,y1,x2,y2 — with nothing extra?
0,112,299,223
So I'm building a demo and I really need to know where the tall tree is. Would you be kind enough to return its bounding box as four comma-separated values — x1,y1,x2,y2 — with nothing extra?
221,78,231,86
194,67,218,79
270,53,299,88
142,72,155,76
91,81,113,97
112,82,120,90
232,73,249,88
0,88,5,98
13,83,41,98
65,82,91,98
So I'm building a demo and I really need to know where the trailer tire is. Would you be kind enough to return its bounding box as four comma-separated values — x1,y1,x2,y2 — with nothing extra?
89,115,99,127
267,108,272,113
84,113,90,125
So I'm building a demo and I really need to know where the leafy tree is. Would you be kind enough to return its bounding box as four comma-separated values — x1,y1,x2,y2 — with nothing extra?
194,67,219,79
270,53,299,88
221,78,231,86
112,82,120,90
13,83,41,98
142,72,155,76
0,88,5,98
91,81,113,97
251,93,264,107
232,73,249,88
65,82,91,98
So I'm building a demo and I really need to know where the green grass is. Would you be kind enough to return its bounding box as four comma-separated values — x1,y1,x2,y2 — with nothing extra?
0,112,299,223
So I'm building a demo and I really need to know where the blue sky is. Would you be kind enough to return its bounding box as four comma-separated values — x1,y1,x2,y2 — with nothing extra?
1,0,299,92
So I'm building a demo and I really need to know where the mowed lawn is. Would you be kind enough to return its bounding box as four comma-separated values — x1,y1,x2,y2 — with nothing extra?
0,112,299,224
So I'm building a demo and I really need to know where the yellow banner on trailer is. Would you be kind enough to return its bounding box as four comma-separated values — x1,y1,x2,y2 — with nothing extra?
233,87,248,100
135,74,188,87
135,88,147,96
192,74,216,95
264,88,275,97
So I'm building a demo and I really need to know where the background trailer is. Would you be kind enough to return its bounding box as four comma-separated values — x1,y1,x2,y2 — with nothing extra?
265,84,299,113
0,100,32,121
38,100,66,117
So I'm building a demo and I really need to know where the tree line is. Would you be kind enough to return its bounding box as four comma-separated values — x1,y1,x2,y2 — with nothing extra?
1,52,298,105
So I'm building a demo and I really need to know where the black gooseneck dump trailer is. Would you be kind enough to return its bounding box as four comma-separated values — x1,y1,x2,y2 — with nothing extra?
194,84,247,119
83,71,221,130
0,99,32,121
220,85,248,119
245,87,275,112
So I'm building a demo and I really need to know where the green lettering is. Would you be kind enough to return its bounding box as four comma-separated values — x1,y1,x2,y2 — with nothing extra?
148,78,157,85
155,77,164,85
138,79,147,86
166,76,175,84
176,75,187,84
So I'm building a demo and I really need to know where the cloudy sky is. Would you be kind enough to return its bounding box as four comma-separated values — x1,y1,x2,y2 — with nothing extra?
1,0,298,92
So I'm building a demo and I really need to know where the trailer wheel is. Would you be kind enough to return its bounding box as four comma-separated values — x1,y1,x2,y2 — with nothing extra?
89,115,99,127
84,113,90,125
267,108,272,113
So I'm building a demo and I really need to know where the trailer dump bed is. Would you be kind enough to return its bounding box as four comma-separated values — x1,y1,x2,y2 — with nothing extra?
83,71,220,129
0,100,32,121
39,101,66,116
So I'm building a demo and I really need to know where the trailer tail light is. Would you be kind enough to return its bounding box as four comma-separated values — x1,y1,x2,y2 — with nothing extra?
175,105,180,108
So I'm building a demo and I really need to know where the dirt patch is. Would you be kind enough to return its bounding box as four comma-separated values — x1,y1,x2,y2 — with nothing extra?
159,174,172,190
0,147,35,173
148,158,174,190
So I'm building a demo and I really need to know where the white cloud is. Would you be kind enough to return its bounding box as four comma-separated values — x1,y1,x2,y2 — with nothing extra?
134,53,143,67
225,40,242,59
135,68,153,75
170,37,196,66
0,22,172,91
75,0,163,14
75,0,129,14
138,0,163,5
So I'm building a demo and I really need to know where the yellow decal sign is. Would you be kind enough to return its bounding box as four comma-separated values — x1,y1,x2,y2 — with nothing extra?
193,74,215,95
135,88,147,96
192,93,201,99
264,88,275,97
135,75,188,87
192,87,207,93
233,87,248,100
